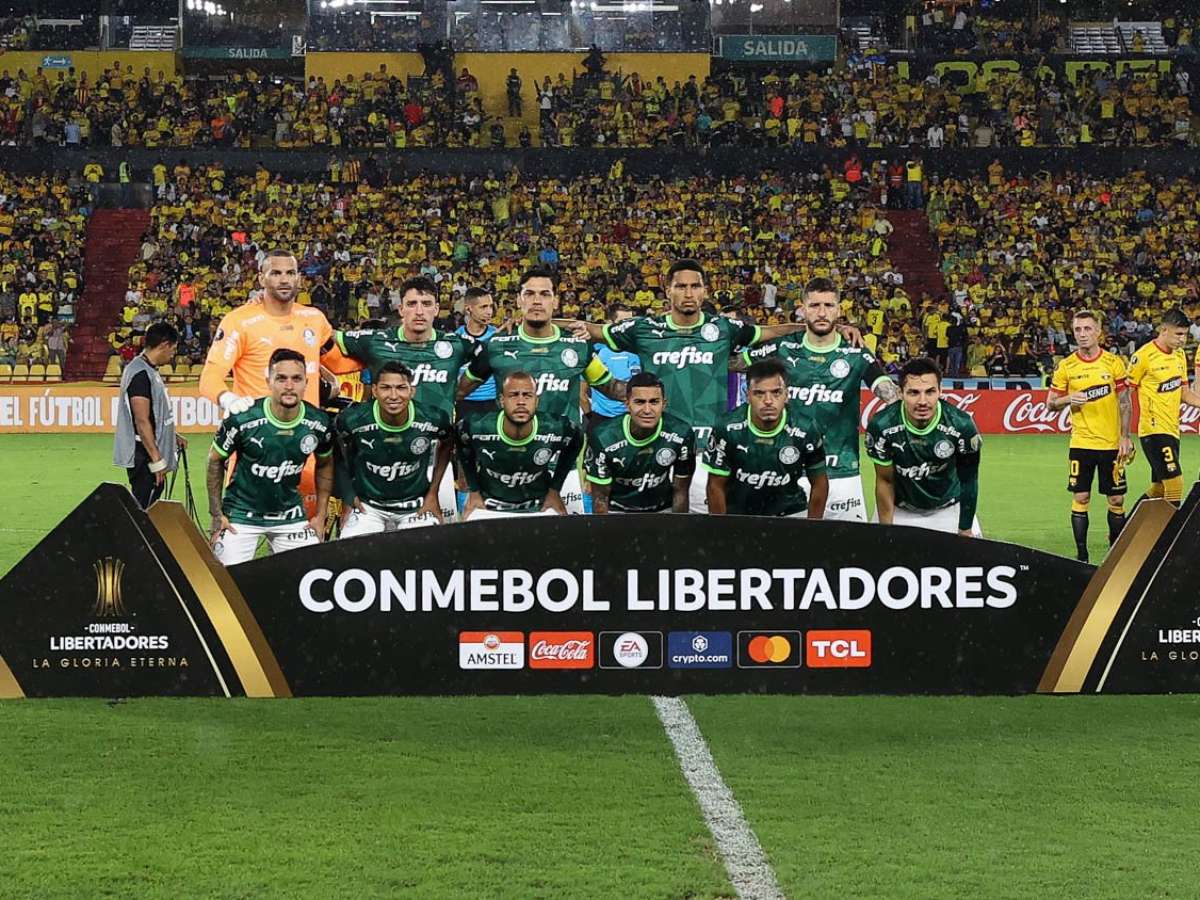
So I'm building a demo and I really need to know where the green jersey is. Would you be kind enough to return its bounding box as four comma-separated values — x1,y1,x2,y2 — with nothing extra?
212,398,333,526
456,412,583,511
334,327,474,425
746,333,890,478
702,402,826,517
604,312,760,433
465,325,612,425
334,400,448,512
865,399,982,515
584,413,697,512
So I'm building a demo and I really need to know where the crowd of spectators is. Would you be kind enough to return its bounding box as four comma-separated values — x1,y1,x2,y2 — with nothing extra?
0,172,89,370
0,16,95,51
104,161,1200,381
0,56,1194,151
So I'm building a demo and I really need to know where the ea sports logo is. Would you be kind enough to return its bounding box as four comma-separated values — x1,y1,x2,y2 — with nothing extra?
614,632,649,668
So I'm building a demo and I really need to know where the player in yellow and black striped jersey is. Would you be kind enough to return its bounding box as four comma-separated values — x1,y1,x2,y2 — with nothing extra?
1128,309,1200,508
1047,311,1133,562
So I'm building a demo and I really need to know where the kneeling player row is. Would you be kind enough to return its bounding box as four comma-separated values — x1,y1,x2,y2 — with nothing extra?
206,351,983,565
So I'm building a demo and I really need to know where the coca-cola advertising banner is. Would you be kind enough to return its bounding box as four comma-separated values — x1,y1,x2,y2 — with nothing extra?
3,484,1198,698
858,389,1200,435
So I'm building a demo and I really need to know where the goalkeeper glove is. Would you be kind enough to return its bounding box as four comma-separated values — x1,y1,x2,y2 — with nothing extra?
218,392,255,416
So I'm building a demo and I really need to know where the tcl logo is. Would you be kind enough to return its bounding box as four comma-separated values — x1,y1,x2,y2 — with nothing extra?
529,631,595,669
806,630,872,668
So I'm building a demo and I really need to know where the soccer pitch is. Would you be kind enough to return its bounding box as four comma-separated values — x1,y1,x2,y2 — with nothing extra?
2,433,1199,898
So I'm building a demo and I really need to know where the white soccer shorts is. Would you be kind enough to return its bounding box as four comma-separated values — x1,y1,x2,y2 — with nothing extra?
874,504,983,537
799,475,868,522
462,508,561,522
213,520,318,566
434,463,458,523
339,503,440,538
560,469,586,515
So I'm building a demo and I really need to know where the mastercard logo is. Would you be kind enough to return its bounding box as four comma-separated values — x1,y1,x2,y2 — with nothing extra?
737,631,802,669
748,635,793,663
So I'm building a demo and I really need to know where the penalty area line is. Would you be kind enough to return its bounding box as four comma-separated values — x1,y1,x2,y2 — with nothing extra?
652,696,785,900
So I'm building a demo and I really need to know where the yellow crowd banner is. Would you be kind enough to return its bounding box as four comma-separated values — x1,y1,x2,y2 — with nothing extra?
0,382,219,434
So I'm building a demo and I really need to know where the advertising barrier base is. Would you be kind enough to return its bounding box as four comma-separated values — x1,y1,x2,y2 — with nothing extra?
0,483,1197,698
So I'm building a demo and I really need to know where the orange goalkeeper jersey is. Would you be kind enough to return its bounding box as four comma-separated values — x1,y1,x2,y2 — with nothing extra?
200,301,335,406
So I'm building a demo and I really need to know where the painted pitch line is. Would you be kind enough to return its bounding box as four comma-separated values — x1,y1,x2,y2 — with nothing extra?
652,696,786,900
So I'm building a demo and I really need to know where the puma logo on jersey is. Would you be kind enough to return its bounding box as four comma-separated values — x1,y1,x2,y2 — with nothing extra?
481,448,497,460
503,350,519,358
359,438,376,450
382,342,400,352
735,445,749,452
247,437,265,449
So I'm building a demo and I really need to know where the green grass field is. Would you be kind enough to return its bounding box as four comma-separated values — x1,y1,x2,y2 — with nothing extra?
1,434,1197,898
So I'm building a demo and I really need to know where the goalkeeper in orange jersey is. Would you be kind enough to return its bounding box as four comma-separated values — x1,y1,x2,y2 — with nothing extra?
200,248,342,515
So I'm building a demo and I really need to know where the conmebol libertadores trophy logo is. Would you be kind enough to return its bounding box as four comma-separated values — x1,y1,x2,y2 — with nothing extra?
92,557,127,618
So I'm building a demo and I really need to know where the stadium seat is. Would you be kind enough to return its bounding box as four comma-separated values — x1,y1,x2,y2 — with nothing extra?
45,363,62,381
969,366,987,377
159,364,174,380
103,356,122,383
0,363,11,381
12,363,28,381
189,363,205,378
27,364,45,382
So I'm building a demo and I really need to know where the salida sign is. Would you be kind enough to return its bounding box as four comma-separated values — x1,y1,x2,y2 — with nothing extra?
2,484,1198,698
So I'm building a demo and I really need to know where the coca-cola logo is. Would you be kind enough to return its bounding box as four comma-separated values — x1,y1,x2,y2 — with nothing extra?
528,631,595,669
1182,404,1200,434
1001,393,1072,434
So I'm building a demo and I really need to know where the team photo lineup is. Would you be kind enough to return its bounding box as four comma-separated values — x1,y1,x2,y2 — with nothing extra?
8,1,1200,896
179,248,1196,566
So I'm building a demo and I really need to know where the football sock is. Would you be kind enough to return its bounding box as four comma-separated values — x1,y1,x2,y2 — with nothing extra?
1163,476,1184,505
1107,501,1126,546
1070,499,1089,561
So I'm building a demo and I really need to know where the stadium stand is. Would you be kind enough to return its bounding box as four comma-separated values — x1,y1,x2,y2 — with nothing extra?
0,172,89,381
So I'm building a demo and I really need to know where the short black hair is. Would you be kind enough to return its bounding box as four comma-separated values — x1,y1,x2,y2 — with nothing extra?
666,259,706,285
607,302,632,322
746,357,789,388
464,286,492,303
1161,308,1190,330
268,347,306,371
501,370,536,391
804,276,838,297
627,371,665,397
399,275,439,301
518,266,556,291
144,321,178,350
899,356,943,387
376,361,413,383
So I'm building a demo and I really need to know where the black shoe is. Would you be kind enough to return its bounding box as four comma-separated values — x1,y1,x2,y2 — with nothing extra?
1076,553,1089,564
